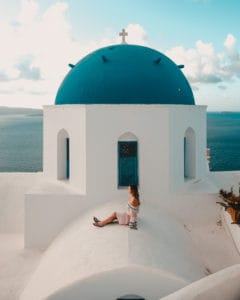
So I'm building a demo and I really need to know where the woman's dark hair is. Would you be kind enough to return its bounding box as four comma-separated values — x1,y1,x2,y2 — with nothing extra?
130,185,140,202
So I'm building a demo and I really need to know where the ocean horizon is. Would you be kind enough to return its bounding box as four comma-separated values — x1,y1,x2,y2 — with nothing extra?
0,109,240,172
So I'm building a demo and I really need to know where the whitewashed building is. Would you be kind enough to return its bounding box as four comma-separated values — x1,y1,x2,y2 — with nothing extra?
22,34,212,300
25,38,207,249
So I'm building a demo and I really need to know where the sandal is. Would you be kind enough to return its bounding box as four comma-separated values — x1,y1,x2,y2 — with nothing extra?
93,216,101,223
93,222,104,227
130,226,138,230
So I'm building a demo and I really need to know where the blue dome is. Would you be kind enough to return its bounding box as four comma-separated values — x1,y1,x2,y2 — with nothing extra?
55,44,195,105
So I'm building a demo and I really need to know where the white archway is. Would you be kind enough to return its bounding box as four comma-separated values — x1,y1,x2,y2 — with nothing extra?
118,131,138,142
184,127,196,180
57,129,70,180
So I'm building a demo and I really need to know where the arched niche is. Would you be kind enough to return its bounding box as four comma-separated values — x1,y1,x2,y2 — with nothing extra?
184,127,196,180
118,132,138,187
57,129,70,180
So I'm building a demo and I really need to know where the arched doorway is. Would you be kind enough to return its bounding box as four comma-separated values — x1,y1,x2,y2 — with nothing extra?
118,132,138,187
57,129,70,180
184,127,196,180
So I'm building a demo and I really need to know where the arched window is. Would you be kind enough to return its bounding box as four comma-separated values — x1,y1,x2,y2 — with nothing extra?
118,132,138,187
184,127,196,180
57,129,70,180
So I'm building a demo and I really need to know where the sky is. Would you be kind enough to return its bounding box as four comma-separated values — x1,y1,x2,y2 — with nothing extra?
0,0,240,110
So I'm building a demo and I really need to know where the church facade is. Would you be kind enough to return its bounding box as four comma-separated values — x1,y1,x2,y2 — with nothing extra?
43,104,206,198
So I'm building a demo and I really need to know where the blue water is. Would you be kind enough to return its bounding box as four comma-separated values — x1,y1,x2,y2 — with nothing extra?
207,112,240,171
0,114,43,172
0,112,240,172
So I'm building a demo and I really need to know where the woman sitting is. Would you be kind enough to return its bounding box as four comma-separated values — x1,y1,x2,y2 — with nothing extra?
93,185,140,230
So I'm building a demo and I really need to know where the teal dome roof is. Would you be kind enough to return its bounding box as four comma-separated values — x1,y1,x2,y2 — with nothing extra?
55,44,195,105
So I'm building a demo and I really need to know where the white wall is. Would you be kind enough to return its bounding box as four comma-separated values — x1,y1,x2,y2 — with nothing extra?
169,105,207,191
27,104,207,249
43,105,86,193
160,264,240,300
0,172,44,233
44,104,207,200
21,201,207,300
45,266,186,300
86,105,207,201
222,208,240,255
25,192,87,249
86,105,170,206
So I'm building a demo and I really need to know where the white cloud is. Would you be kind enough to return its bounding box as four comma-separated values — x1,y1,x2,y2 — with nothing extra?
224,34,239,60
0,6,150,108
16,55,41,80
17,0,39,26
84,24,148,55
123,24,149,46
166,34,240,85
222,34,240,79
0,0,78,106
0,0,239,109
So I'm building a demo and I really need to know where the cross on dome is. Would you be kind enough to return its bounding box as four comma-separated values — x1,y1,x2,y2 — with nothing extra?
119,28,128,44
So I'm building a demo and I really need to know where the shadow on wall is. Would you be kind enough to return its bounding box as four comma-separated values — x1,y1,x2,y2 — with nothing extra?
57,129,70,180
184,127,196,181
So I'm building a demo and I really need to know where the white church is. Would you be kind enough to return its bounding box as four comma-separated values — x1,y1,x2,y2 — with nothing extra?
19,31,240,300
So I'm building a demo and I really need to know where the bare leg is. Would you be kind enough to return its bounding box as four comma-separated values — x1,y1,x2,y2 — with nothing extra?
97,212,117,226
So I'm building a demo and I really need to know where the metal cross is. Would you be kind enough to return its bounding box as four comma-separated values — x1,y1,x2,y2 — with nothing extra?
119,28,128,44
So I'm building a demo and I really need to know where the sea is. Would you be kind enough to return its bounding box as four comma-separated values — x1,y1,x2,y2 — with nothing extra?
207,112,240,171
0,112,43,172
0,111,240,172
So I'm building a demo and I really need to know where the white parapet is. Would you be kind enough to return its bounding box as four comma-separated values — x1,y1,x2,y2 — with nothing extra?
160,264,240,300
24,180,87,249
221,207,240,255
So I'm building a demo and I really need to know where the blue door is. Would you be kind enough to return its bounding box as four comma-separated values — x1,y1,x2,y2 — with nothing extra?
118,141,138,187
